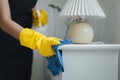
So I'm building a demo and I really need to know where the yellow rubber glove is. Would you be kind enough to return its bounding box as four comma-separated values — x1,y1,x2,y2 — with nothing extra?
32,9,48,28
19,28,60,57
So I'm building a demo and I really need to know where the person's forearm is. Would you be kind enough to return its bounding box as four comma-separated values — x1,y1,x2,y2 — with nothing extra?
0,18,24,39
0,0,24,39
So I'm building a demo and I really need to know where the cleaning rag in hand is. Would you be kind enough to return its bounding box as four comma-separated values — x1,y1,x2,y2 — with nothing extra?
46,40,72,76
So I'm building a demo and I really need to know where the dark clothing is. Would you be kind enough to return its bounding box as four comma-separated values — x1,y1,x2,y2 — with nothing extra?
0,0,37,80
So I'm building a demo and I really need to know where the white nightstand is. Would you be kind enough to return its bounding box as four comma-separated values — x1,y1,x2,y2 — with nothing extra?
57,44,120,80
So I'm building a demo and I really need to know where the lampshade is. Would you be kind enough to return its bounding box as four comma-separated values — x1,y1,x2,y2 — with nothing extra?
60,0,106,18
59,0,106,43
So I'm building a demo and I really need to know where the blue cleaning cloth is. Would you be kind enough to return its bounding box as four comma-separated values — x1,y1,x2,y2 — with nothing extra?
46,40,72,76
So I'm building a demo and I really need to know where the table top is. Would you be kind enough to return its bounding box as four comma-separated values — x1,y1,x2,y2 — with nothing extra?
58,44,120,50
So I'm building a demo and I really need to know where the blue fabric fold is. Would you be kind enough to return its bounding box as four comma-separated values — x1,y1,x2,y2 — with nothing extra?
46,40,72,76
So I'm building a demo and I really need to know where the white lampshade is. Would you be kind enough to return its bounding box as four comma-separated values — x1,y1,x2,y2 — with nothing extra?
60,0,106,18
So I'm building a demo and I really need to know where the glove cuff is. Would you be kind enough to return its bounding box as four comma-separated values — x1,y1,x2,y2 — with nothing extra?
19,28,38,49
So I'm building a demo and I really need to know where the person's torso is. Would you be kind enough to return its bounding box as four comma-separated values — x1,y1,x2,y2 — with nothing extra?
0,0,37,55
8,0,37,26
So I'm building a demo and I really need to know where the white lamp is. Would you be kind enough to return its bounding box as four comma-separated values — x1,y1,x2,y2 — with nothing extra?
59,0,106,43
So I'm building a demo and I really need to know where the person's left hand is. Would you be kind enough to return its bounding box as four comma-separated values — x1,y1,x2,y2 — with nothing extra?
32,9,48,27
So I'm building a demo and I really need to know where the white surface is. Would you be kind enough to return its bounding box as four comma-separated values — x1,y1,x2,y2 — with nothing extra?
58,44,120,80
59,44,120,50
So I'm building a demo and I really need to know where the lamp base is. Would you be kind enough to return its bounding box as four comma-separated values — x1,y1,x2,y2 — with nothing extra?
69,22,94,43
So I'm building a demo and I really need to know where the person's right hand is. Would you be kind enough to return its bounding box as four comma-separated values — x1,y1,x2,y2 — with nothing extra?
19,28,61,57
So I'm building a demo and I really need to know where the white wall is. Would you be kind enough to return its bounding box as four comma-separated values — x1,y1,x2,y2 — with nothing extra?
31,0,50,80
100,0,120,44
33,0,120,43
31,0,120,80
50,0,120,44
31,0,67,80
31,0,66,80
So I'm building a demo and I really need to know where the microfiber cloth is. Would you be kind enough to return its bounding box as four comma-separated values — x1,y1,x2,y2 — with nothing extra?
46,40,72,76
